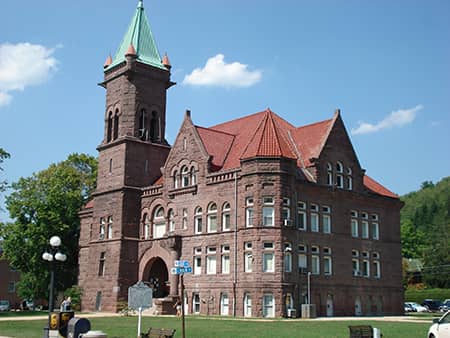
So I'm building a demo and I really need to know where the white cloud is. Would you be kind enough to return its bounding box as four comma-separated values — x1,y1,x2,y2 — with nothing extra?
183,54,262,87
351,105,423,135
0,42,58,107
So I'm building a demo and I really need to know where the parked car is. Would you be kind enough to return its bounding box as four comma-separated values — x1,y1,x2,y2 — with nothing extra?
0,300,10,311
405,302,416,313
406,302,429,312
428,310,450,338
423,299,444,312
440,301,450,312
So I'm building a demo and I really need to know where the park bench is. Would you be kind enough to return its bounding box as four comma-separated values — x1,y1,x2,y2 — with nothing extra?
141,327,176,338
348,325,374,338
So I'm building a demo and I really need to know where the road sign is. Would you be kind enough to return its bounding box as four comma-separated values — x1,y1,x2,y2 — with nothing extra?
171,266,192,275
174,260,190,268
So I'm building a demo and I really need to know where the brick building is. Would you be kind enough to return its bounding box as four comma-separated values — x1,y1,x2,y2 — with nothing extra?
0,241,21,309
78,1,404,317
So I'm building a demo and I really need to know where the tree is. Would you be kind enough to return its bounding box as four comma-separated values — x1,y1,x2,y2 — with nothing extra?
0,147,10,192
0,153,97,301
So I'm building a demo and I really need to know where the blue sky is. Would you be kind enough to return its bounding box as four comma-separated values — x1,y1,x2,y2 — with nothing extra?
1,0,449,221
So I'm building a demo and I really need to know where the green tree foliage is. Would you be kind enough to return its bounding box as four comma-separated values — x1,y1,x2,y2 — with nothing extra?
0,153,97,300
0,147,10,192
401,177,450,288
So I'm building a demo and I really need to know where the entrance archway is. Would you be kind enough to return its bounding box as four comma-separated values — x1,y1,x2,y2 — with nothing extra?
144,257,170,298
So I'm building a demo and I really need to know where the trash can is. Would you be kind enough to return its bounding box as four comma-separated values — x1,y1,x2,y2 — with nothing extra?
67,317,91,338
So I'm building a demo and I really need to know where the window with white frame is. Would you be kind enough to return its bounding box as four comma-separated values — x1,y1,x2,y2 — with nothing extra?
327,162,333,186
194,247,202,275
143,214,150,239
322,206,331,234
207,203,218,233
336,174,344,188
351,219,358,237
173,170,179,188
190,166,196,185
168,209,175,232
220,293,229,315
181,165,189,187
297,201,307,230
311,255,320,275
323,248,332,276
207,247,217,274
244,242,253,272
262,196,274,226
263,294,275,318
153,206,165,239
222,202,231,231
284,243,292,272
373,260,381,278
245,197,254,227
346,167,353,190
263,242,274,272
193,293,200,314
361,212,368,219
311,212,319,232
352,259,360,276
99,217,106,240
221,245,230,274
194,207,202,234
282,197,291,226
361,221,369,239
244,293,252,317
298,253,307,270
182,208,188,230
351,210,358,218
371,222,379,240
362,260,370,277
98,252,106,276
362,251,369,258
107,216,113,239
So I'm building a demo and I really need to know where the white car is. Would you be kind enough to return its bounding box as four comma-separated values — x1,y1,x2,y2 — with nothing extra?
428,311,450,338
0,300,10,311
406,302,428,312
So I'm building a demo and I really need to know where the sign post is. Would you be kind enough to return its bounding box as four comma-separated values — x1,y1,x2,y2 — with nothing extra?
171,260,192,338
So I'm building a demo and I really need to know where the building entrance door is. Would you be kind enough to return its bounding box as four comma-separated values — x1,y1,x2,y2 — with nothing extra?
326,295,333,317
146,257,169,298
355,296,362,316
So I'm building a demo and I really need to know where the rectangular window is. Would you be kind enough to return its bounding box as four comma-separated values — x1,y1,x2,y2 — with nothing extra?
324,256,332,275
361,221,369,239
282,197,291,226
207,214,217,233
298,201,306,209
263,294,274,318
107,216,113,239
263,253,274,272
297,211,306,230
153,222,165,239
362,260,370,277
222,212,231,231
244,293,252,317
361,212,368,219
99,217,106,240
221,245,230,274
371,223,379,240
246,197,254,228
311,255,320,275
310,203,319,212
373,261,381,278
323,247,331,255
284,252,292,273
310,213,319,232
298,254,307,269
263,196,274,205
193,293,200,314
351,210,358,218
98,252,106,276
351,219,358,237
371,213,379,221
7,281,15,293
336,174,343,188
352,249,359,257
322,214,331,234
311,245,319,254
195,217,202,234
263,207,274,226
182,209,188,229
244,252,253,272
207,255,217,274
194,257,202,275
352,259,360,276
298,244,307,253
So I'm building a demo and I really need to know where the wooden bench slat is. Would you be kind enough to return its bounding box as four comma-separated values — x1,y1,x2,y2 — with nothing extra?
348,325,374,338
141,327,176,338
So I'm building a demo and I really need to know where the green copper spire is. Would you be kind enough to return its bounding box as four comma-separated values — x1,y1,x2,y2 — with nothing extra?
107,0,166,71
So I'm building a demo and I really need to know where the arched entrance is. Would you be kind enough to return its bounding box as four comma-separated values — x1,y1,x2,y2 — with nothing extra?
145,257,170,298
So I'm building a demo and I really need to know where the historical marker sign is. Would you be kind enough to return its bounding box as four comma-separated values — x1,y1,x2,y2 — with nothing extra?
128,281,153,310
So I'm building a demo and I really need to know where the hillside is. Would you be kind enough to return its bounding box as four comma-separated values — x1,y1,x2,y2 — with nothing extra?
400,177,450,287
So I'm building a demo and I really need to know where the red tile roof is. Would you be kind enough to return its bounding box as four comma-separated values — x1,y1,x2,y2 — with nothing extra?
84,200,94,209
363,175,398,198
196,126,235,168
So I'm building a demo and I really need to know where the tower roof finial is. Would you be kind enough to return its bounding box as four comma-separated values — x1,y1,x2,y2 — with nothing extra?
138,0,144,8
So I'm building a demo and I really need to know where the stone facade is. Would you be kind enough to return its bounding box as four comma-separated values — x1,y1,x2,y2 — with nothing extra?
78,2,403,317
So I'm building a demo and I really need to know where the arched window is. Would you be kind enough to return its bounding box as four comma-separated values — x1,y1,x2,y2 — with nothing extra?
336,161,343,173
143,213,150,239
150,111,160,142
173,170,179,189
207,203,218,233
190,167,197,185
168,209,175,232
244,293,252,317
194,207,202,234
139,109,148,141
336,161,344,188
107,111,113,142
222,202,231,231
107,216,113,239
327,162,333,186
346,167,353,190
113,110,119,140
181,166,189,187
153,206,165,239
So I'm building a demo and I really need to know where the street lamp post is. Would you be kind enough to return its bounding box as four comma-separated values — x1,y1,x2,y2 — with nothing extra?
42,235,67,338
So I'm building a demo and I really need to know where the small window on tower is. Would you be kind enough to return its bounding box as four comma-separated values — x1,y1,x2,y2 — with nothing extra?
113,110,119,140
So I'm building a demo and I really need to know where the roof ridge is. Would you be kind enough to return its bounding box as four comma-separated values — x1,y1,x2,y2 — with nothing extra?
268,112,297,158
210,109,268,129
295,117,334,130
240,111,268,159
195,125,236,137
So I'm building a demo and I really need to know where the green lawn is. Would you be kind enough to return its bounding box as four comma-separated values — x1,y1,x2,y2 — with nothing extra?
0,316,432,338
